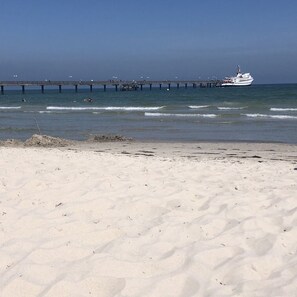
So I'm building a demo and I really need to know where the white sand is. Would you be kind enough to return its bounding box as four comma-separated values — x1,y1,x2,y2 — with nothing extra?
1,143,297,297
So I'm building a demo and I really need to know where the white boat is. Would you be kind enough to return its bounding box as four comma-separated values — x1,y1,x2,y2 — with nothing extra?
221,66,254,86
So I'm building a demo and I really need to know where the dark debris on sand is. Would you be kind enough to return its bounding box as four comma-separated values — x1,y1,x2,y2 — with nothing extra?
88,134,133,142
0,134,133,148
0,139,23,147
0,134,73,148
24,134,73,147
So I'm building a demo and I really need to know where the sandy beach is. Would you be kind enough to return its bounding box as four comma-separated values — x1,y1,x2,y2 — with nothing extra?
1,139,297,297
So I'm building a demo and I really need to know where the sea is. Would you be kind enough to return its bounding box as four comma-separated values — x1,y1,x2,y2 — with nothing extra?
1,84,297,143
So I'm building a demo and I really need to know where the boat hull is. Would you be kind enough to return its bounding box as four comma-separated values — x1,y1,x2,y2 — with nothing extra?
221,81,253,87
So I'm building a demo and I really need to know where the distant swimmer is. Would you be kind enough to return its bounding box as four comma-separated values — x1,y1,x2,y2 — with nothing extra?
83,97,93,103
21,98,27,102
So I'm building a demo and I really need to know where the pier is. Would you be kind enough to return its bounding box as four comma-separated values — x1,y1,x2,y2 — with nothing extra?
0,79,222,95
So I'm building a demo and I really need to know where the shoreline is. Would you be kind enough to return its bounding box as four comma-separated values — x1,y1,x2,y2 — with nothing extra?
1,134,297,163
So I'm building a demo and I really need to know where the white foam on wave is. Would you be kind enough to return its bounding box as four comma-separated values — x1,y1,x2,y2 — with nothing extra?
270,108,297,111
188,105,209,109
104,106,165,111
47,106,101,111
47,106,164,111
145,112,217,118
244,113,297,119
218,107,246,110
0,106,21,110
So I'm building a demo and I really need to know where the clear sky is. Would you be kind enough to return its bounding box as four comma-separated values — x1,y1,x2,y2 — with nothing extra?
1,0,296,83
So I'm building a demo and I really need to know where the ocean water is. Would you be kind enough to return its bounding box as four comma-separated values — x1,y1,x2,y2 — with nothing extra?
1,84,297,143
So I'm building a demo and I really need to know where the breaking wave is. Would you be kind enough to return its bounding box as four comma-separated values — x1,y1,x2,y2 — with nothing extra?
46,106,164,111
217,107,247,110
188,105,209,109
270,108,297,111
0,106,21,110
145,112,217,118
244,113,297,119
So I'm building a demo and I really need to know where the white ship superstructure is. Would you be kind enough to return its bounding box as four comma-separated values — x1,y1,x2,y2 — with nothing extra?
222,66,254,86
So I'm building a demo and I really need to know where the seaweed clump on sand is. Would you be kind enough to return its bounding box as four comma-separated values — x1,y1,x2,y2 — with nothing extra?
0,139,23,147
24,134,73,147
88,134,133,142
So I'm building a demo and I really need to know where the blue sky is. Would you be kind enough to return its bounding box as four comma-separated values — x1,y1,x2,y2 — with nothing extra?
1,0,296,83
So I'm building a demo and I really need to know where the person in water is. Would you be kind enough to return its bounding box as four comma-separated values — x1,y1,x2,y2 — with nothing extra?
83,98,93,103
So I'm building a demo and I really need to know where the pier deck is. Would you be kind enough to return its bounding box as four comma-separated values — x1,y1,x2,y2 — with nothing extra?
0,79,222,94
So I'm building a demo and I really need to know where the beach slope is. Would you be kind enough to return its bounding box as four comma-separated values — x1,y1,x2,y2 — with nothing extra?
1,142,297,296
